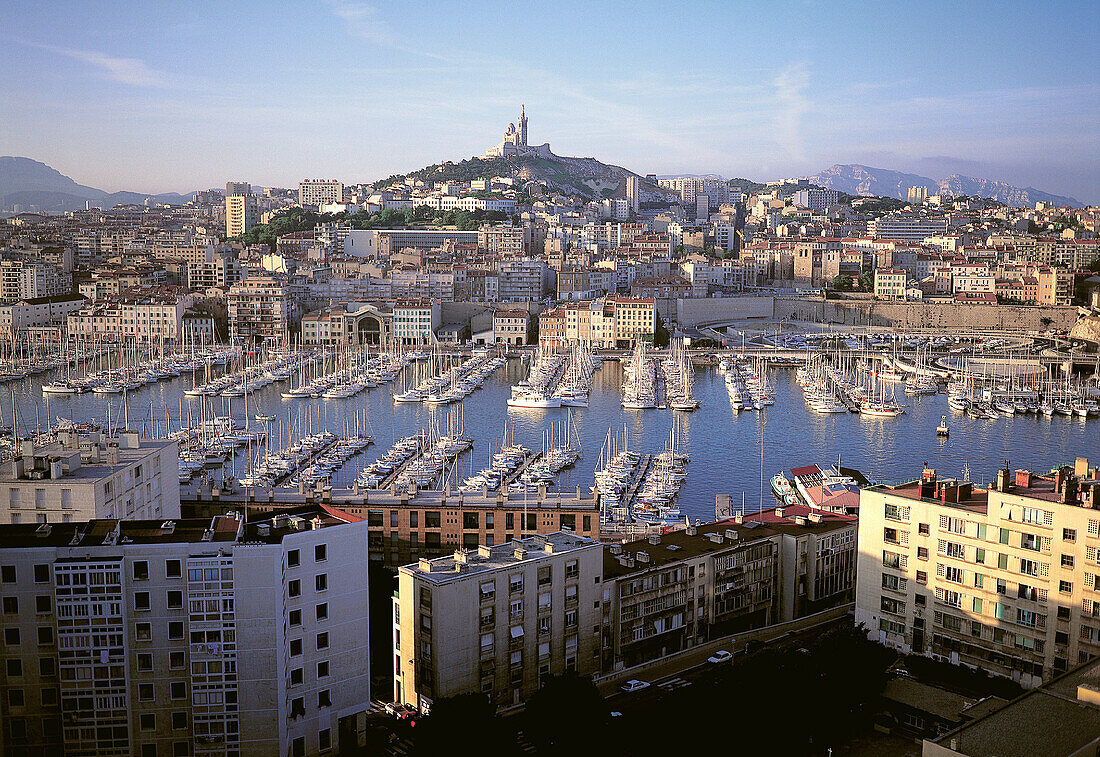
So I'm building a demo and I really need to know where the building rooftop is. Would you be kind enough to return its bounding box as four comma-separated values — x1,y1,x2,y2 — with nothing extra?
402,531,601,583
925,656,1100,756
603,505,855,579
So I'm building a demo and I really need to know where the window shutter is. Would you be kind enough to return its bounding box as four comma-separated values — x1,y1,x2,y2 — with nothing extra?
1041,536,1051,554
1040,562,1050,578
936,563,946,578
1043,511,1053,526
900,530,909,546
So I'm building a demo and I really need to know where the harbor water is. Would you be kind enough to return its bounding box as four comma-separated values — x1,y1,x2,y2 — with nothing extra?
14,357,1099,523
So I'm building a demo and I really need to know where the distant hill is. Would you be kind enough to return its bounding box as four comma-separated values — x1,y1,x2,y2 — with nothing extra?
0,157,194,212
805,163,1081,208
385,153,679,203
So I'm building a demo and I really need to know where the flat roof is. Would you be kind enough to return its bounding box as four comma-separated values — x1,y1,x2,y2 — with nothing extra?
926,657,1100,756
603,505,855,579
0,438,176,484
401,531,601,584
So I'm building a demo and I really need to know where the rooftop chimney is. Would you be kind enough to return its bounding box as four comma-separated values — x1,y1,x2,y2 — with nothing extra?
1076,457,1091,478
996,467,1011,492
774,507,786,518
418,558,433,573
1015,470,1033,489
921,466,937,483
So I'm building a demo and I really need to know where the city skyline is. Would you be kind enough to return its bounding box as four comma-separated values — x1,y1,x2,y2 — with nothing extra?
2,0,1098,203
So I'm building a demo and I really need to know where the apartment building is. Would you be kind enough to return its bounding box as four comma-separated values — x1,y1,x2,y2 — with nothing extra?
393,532,603,711
868,217,951,242
855,458,1100,689
225,194,258,238
875,269,908,300
186,254,245,292
227,276,298,345
0,294,85,340
0,431,179,526
478,224,529,256
67,292,192,342
392,300,440,346
600,506,856,671
497,258,551,302
0,261,71,302
0,506,369,757
792,188,839,212
538,297,655,349
492,309,530,345
297,180,344,208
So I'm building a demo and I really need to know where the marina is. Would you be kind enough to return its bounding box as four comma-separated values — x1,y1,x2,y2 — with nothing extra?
0,336,1094,524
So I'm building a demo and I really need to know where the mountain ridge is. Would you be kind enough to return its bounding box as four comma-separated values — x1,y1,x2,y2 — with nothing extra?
805,163,1081,208
1,156,195,213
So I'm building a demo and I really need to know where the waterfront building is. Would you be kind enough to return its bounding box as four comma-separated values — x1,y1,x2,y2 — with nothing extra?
393,531,604,710
227,276,298,345
0,260,72,302
66,291,194,342
0,294,85,340
492,309,531,345
855,459,1100,689
0,506,369,756
298,180,344,208
392,299,441,346
0,432,179,525
300,302,393,347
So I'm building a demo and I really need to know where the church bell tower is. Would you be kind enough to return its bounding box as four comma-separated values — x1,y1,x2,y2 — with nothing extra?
517,104,528,147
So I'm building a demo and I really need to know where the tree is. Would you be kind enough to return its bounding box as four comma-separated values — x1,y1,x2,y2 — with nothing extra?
831,274,852,291
410,693,508,756
523,673,610,754
858,271,875,292
653,311,670,348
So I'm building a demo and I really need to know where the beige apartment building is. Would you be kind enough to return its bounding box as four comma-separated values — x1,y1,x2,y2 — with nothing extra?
856,458,1100,689
0,506,370,757
225,194,258,238
227,276,298,345
393,531,604,711
0,432,179,525
66,293,192,342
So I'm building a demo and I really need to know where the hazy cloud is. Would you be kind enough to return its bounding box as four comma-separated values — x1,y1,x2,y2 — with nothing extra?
322,0,450,60
773,63,810,160
12,39,176,88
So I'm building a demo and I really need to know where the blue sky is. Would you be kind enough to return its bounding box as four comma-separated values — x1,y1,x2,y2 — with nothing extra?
3,1,1098,202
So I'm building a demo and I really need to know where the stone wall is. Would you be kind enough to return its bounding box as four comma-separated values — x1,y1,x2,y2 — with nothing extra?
670,296,776,327
772,297,1079,331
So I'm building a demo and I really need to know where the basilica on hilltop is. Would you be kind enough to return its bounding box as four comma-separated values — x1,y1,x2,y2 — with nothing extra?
484,105,554,158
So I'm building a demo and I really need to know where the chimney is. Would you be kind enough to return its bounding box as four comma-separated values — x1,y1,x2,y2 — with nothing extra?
1015,470,1033,489
1076,457,1090,478
477,545,492,559
733,513,744,524
21,440,34,458
454,549,468,565
1064,476,1079,505
106,445,119,466
685,525,697,536
921,466,936,483
647,534,661,545
808,512,823,524
774,507,785,518
996,467,1011,492
724,529,739,541
418,558,433,573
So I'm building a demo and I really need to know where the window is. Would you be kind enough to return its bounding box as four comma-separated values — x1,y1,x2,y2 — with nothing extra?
134,561,149,580
1016,609,1038,628
916,547,928,561
566,560,579,579
291,667,304,686
944,566,963,584
3,597,18,614
39,657,54,676
33,564,49,583
882,573,903,591
1058,606,1071,620
1021,533,1039,552
171,681,186,700
292,736,305,757
136,622,152,641
140,713,156,731
916,570,928,584
0,565,15,583
510,574,523,594
999,528,1010,545
1020,559,1039,577
315,544,327,562
317,661,329,678
139,683,154,701
289,579,301,598
1060,580,1073,594
973,597,983,614
290,609,302,627
138,653,153,671
426,511,441,528
290,698,305,719
538,566,552,586
410,512,419,528
167,590,183,610
1062,554,1075,568
880,596,904,614
169,651,185,669
135,592,150,611
6,658,21,677
316,632,329,650
36,595,51,613
316,603,328,621
290,638,302,656
1064,528,1077,542
975,548,986,564
918,523,930,536
320,727,332,752
172,711,187,730
168,621,184,640
165,559,181,578
315,574,327,592
37,627,52,645
3,628,17,646
946,542,965,560
915,594,926,606
173,743,188,757
463,512,479,529
318,689,332,708
288,549,300,568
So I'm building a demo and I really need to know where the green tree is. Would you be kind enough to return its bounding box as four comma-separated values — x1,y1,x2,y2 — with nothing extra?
831,274,852,291
410,693,509,757
653,311,670,348
858,271,875,292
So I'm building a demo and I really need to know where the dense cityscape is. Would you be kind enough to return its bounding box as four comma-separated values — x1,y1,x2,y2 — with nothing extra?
3,2,1100,756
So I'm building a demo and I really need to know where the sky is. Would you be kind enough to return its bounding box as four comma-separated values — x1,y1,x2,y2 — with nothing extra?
2,1,1098,202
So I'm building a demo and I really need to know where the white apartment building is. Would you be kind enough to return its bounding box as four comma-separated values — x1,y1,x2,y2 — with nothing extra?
792,188,839,212
392,300,441,345
298,180,344,208
868,216,951,242
498,258,550,302
394,532,603,711
856,459,1100,689
0,432,179,525
227,276,298,345
0,294,85,340
0,507,370,756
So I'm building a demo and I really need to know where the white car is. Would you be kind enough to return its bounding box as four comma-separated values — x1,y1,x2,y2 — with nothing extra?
620,679,650,693
707,650,733,664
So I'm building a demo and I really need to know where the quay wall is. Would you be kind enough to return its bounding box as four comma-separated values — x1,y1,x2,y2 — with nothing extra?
665,296,776,327
771,297,1079,331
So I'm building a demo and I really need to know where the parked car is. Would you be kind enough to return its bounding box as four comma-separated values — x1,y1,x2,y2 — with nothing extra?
385,702,416,718
707,650,733,664
620,679,650,693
